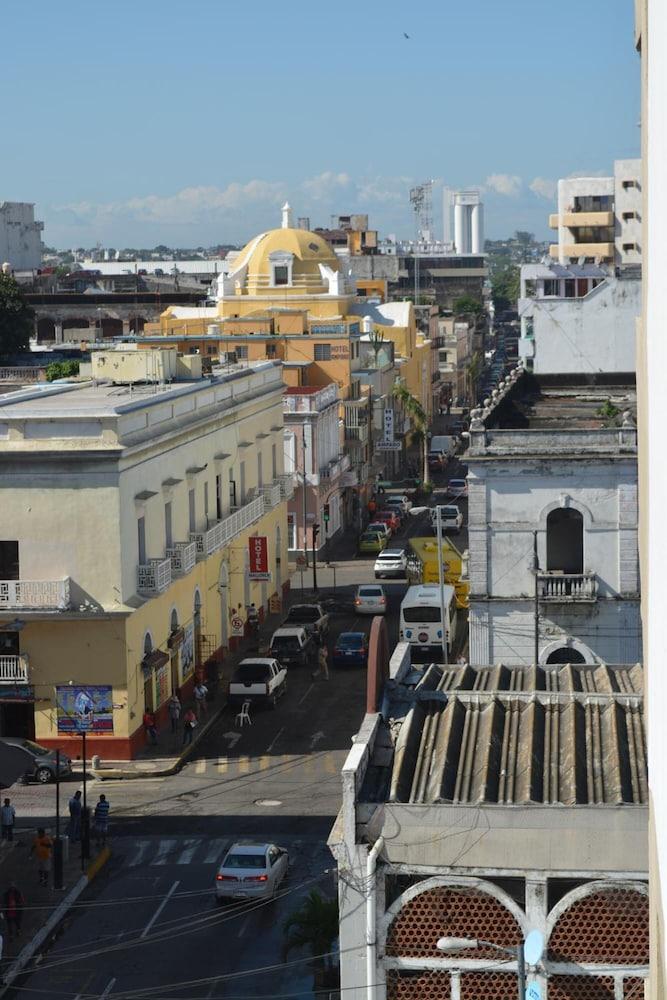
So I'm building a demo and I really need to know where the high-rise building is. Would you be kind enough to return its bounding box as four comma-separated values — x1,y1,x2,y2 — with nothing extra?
443,188,484,254
0,202,44,271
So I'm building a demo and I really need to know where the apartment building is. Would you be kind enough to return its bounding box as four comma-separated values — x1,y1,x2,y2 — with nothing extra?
0,350,289,758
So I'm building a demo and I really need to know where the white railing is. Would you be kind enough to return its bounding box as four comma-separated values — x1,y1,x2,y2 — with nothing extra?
538,572,598,601
190,495,265,559
0,655,29,683
0,579,70,610
278,473,295,500
137,558,172,595
261,481,282,511
166,541,197,577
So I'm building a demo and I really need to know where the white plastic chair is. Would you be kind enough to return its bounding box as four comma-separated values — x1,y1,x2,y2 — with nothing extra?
235,700,252,726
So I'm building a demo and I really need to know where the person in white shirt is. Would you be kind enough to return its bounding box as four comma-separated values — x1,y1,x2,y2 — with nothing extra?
193,682,208,719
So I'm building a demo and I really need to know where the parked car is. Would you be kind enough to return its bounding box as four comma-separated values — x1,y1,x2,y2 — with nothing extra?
367,521,392,540
228,658,287,708
447,478,468,499
282,603,330,640
383,494,412,514
374,548,408,579
332,632,369,668
215,842,289,903
375,510,401,534
359,530,387,555
430,504,464,533
354,584,387,615
0,738,72,785
268,627,315,668
427,452,446,471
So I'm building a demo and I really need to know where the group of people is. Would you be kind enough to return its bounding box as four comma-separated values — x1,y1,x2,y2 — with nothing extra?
67,791,111,850
142,681,209,748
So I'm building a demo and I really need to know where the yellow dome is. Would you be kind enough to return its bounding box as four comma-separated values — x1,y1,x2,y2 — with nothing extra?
233,227,340,297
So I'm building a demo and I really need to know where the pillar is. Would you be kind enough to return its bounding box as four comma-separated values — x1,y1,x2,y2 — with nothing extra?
454,202,465,255
54,321,63,345
471,203,483,254
122,319,131,336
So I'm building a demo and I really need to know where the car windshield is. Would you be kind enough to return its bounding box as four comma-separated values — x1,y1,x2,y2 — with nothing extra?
362,533,381,542
359,587,383,597
379,551,403,560
287,607,319,620
271,637,300,652
337,634,365,648
368,523,386,532
450,480,465,488
235,664,270,683
436,507,459,517
20,740,48,756
402,606,441,623
223,853,266,870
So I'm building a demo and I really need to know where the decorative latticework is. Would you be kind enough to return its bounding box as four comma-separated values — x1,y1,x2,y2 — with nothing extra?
386,970,451,999
548,975,616,999
549,889,648,964
623,977,647,998
460,972,518,998
385,886,522,959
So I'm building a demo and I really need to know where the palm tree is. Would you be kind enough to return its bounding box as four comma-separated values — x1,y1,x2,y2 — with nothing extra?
283,890,339,987
392,381,429,486
466,351,483,402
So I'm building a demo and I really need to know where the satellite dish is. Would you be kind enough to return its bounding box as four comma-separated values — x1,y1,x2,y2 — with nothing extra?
524,929,544,965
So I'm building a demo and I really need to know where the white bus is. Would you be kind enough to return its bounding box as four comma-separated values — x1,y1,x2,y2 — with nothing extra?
399,584,457,656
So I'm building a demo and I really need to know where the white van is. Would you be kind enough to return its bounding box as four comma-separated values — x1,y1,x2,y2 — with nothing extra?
428,435,456,463
399,584,457,654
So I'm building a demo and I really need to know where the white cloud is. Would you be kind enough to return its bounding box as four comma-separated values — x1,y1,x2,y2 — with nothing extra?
301,171,351,200
484,173,522,198
529,176,557,200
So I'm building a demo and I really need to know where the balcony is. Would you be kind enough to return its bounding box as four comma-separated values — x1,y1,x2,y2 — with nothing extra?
345,424,369,444
0,655,29,683
549,242,614,260
278,473,295,500
261,481,283,511
537,572,598,602
0,579,70,611
320,455,352,482
166,541,197,577
137,558,172,596
190,494,266,559
550,211,615,229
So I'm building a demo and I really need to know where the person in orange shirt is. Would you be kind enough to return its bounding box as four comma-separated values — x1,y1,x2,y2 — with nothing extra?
30,829,53,887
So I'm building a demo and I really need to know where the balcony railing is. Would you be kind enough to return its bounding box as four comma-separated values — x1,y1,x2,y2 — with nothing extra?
137,558,172,595
278,473,295,500
190,494,266,559
261,481,283,511
167,541,197,577
345,424,369,443
0,655,29,683
0,579,70,610
537,571,598,601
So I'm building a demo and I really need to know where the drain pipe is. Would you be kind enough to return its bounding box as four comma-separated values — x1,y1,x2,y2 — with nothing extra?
366,835,385,1000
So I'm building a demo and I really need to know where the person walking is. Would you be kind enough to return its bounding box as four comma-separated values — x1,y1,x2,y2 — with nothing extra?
93,795,110,849
142,709,158,746
30,829,53,887
1,798,16,841
312,643,329,681
168,693,181,734
193,681,208,720
68,790,82,843
182,708,197,746
4,882,24,941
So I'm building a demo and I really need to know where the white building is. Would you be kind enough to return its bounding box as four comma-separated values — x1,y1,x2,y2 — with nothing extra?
467,377,640,667
444,188,484,254
0,202,44,271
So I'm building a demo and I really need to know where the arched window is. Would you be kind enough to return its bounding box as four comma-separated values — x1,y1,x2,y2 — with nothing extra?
143,632,153,657
170,609,179,634
546,647,586,664
546,508,583,574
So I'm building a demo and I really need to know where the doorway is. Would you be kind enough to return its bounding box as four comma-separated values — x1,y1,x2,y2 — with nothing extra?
546,509,584,574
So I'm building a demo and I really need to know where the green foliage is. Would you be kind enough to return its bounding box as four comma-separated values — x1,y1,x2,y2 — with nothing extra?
491,264,521,313
596,399,621,424
283,890,339,983
45,360,80,382
514,230,535,247
0,273,34,356
453,295,484,316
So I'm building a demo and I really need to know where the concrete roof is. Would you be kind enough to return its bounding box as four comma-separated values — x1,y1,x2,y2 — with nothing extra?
350,301,412,328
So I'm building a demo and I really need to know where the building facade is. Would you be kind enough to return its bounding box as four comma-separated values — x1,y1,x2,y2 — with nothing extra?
0,202,44,271
0,352,289,758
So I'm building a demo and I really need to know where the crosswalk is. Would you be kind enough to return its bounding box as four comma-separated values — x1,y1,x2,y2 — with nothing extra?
187,752,342,779
121,836,316,869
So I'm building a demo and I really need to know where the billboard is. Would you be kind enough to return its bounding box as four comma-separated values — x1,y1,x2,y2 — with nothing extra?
248,536,270,581
56,685,113,734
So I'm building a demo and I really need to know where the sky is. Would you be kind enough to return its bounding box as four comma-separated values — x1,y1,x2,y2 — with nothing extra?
1,0,640,250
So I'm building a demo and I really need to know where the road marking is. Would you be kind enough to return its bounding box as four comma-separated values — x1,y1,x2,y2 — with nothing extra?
127,840,150,867
140,880,180,939
258,755,270,771
153,839,177,865
99,978,116,998
222,730,242,749
195,759,206,775
298,683,314,705
217,757,228,774
266,726,285,753
176,839,199,865
237,755,250,774
236,913,252,938
204,838,228,864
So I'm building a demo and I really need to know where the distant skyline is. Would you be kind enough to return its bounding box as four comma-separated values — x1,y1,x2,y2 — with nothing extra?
3,0,640,249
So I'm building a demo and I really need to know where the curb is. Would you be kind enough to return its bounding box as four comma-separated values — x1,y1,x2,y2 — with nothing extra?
0,847,111,995
91,703,225,781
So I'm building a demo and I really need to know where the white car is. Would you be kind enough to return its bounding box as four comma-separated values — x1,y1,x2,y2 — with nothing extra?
383,494,412,514
215,842,289,902
374,549,408,579
447,478,468,499
354,584,387,615
430,504,463,532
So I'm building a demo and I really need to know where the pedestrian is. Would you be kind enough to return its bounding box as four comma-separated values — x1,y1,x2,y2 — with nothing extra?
93,794,110,848
312,643,329,681
367,498,377,518
68,790,82,843
168,693,181,734
142,709,158,745
182,708,197,746
30,829,53,887
1,798,15,841
4,881,24,941
193,680,208,719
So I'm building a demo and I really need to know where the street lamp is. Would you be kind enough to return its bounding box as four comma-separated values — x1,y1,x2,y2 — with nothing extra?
436,930,544,1000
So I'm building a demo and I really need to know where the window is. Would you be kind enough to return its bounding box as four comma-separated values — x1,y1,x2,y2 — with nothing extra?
623,242,637,252
273,265,289,286
0,541,19,580
564,280,576,298
287,514,296,549
207,345,215,355
622,211,637,221
622,179,638,190
164,502,173,550
266,343,277,358
543,279,560,297
271,443,277,480
546,509,584,575
216,474,223,520
314,343,332,361
235,345,248,360
137,517,146,565
229,470,237,509
188,489,196,533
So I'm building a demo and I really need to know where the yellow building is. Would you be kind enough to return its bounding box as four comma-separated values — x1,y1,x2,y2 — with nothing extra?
0,350,289,759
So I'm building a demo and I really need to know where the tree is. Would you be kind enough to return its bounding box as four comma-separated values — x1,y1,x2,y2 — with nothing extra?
392,381,430,486
491,264,520,313
368,328,386,367
45,360,79,382
0,273,33,356
283,890,339,987
466,351,484,402
453,295,484,316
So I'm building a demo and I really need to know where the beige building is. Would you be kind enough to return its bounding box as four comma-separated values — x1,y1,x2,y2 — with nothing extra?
0,349,289,759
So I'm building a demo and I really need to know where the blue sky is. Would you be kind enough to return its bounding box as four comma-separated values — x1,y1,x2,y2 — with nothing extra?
2,0,639,249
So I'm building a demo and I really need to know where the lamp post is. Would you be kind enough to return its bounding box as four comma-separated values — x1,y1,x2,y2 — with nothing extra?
437,937,526,1000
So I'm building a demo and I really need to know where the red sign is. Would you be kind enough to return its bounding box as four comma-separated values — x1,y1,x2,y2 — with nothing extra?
248,536,270,580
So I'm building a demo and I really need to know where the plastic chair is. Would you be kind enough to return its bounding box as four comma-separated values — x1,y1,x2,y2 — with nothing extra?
235,700,252,726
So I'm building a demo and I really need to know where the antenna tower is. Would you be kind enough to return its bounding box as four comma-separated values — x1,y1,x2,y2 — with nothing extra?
409,180,434,312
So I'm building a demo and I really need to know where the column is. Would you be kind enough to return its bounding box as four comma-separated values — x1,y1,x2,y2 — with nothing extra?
54,321,63,345
454,202,464,255
122,319,131,336
471,203,483,254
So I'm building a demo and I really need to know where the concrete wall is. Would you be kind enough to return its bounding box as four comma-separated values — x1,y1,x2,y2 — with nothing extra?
0,202,43,271
615,159,643,264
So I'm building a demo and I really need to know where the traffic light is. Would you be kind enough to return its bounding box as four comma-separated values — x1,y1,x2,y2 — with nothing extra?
312,523,320,544
323,504,330,523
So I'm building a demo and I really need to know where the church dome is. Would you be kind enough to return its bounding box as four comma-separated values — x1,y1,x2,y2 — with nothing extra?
231,223,341,297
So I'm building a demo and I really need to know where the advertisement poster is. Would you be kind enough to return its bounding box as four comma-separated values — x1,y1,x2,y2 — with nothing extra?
181,623,194,679
56,685,113,734
248,536,270,581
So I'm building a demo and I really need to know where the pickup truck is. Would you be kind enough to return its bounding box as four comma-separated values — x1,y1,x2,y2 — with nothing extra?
228,658,287,708
282,603,330,640
430,504,464,533
268,627,315,668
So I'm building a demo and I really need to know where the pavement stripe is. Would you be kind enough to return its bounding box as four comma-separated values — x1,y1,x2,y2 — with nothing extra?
175,839,199,865
258,755,270,771
152,839,177,865
140,880,179,939
237,756,250,774
195,759,206,775
203,838,228,864
217,757,228,774
127,841,150,867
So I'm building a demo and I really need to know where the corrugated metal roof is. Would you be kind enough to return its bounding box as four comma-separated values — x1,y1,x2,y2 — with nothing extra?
388,663,646,807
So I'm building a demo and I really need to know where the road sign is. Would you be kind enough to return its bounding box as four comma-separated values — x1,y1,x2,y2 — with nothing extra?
376,441,402,451
231,615,244,636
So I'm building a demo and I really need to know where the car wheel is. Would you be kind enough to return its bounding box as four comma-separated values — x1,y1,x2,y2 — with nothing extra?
36,767,53,784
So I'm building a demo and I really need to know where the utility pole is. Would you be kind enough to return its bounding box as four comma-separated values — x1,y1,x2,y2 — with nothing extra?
532,530,539,666
301,423,309,569
312,523,320,594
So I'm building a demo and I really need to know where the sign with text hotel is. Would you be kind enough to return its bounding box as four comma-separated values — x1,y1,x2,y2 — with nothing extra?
248,536,270,581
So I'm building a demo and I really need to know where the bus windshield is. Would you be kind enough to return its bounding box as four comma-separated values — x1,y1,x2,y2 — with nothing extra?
402,606,441,623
